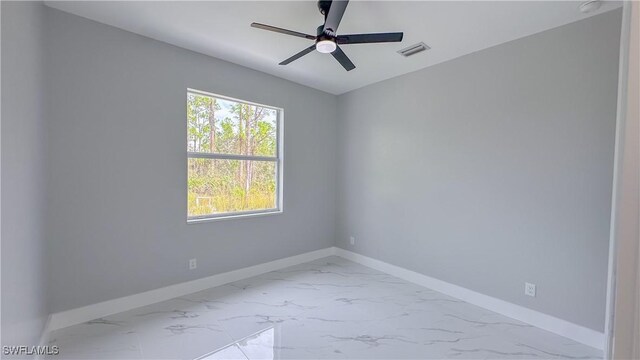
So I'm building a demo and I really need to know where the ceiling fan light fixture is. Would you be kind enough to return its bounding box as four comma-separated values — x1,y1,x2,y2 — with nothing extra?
316,39,337,54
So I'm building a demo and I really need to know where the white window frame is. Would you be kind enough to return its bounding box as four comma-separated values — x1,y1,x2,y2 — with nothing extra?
187,89,284,223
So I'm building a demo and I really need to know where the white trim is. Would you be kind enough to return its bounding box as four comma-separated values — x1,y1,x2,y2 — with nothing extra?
46,247,334,332
35,315,53,360
187,209,282,223
604,2,633,358
186,88,284,223
187,88,282,112
44,246,604,351
333,247,605,350
38,315,52,345
187,152,278,162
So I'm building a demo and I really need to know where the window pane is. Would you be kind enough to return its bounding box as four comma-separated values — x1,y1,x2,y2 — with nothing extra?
187,93,277,157
188,158,277,217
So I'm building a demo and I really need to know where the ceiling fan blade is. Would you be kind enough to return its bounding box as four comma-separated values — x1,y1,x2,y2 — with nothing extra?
323,0,349,35
336,32,404,45
331,45,355,71
279,44,317,65
251,22,316,40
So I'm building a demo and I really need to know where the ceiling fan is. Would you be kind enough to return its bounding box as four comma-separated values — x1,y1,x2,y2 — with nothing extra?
250,0,404,71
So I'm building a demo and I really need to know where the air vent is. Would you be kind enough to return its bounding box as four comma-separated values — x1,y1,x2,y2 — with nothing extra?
397,42,430,57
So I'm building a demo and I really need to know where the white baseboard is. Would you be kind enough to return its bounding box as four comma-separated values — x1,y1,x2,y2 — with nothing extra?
333,247,604,350
46,247,335,332
44,245,604,351
36,315,53,360
38,315,52,345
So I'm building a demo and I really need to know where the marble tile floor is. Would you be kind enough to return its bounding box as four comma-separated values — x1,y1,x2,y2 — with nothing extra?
46,256,602,360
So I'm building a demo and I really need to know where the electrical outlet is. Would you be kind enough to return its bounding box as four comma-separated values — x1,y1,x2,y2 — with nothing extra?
349,236,355,245
525,282,536,297
189,258,197,270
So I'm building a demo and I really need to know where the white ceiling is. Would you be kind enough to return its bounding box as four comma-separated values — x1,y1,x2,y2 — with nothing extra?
44,1,621,95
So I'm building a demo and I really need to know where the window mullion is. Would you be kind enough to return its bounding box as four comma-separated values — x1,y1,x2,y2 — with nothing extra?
187,152,278,162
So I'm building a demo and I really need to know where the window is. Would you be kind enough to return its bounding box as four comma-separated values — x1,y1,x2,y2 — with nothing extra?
187,89,282,221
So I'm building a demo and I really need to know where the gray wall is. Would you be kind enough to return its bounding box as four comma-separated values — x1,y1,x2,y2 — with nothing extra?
1,1,50,347
336,9,621,331
3,3,621,336
45,7,337,313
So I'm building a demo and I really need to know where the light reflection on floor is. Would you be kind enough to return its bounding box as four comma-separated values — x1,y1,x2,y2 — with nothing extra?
197,327,275,360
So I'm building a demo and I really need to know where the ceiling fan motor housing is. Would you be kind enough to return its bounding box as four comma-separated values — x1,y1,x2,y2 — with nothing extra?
316,25,333,39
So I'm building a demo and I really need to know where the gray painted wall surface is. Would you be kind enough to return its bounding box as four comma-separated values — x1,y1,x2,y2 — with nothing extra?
336,10,621,331
45,8,337,312
3,3,621,336
1,1,49,347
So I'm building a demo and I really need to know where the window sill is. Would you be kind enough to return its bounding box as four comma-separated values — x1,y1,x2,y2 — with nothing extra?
187,209,283,224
